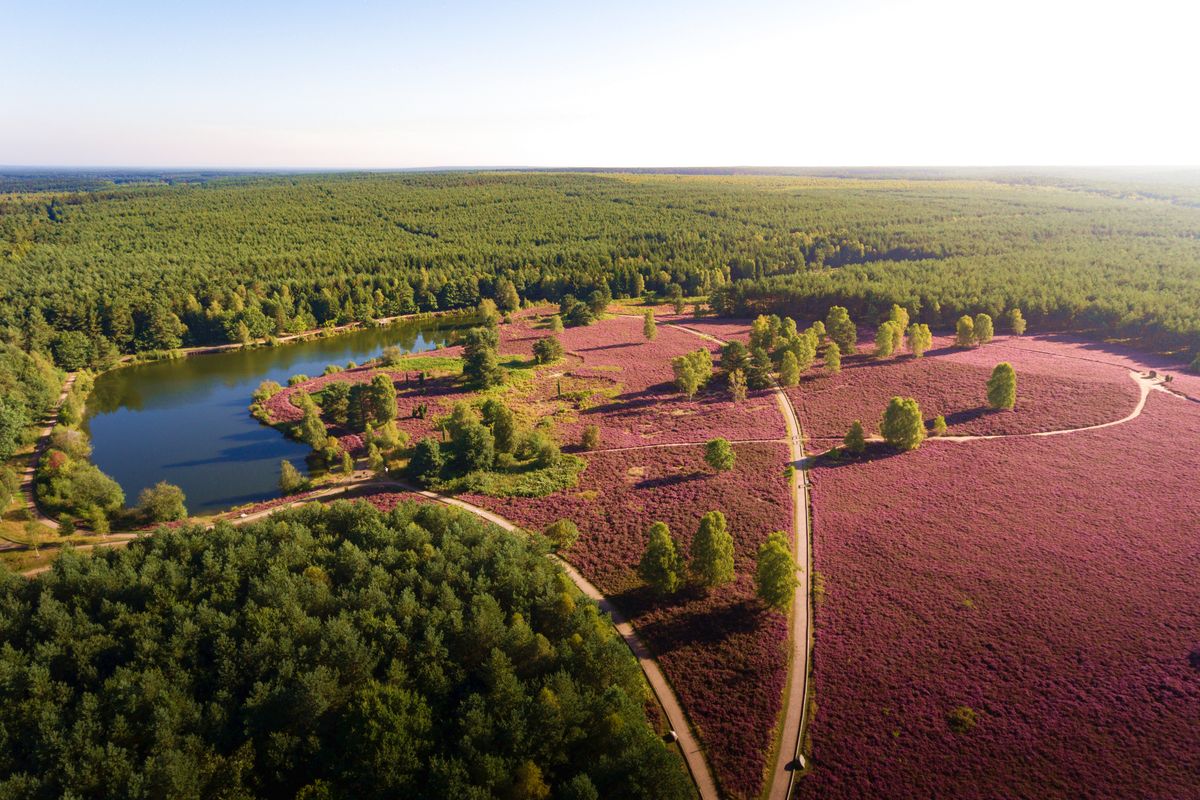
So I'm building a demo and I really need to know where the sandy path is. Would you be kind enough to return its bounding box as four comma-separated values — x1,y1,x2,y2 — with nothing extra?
665,321,814,800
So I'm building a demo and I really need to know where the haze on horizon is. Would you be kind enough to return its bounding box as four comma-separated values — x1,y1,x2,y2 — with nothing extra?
5,0,1197,170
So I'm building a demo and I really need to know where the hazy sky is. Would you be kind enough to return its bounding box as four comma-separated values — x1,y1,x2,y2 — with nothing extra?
4,0,1196,168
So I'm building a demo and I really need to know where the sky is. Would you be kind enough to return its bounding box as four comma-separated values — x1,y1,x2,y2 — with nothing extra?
3,0,1197,168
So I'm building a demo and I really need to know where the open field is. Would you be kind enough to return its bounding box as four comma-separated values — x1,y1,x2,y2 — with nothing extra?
797,389,1200,799
791,334,1143,440
465,442,793,800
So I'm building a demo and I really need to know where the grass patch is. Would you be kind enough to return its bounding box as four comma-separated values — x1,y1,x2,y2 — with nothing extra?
436,454,586,498
391,355,463,375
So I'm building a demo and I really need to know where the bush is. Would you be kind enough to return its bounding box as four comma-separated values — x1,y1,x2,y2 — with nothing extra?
380,345,404,366
844,421,866,455
545,519,580,550
581,424,600,451
932,414,948,435
137,481,188,522
288,374,310,386
947,706,978,733
279,460,308,494
704,438,736,472
532,335,564,364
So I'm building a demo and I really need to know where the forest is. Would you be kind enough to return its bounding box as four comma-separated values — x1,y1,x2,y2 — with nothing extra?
3,170,1200,369
0,500,691,799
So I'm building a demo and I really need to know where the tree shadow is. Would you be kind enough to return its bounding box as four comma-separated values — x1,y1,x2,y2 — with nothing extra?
611,593,769,656
807,442,905,470
943,406,994,426
634,471,708,490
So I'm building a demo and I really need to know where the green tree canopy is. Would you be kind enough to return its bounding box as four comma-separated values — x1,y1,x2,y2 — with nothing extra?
0,501,691,799
638,521,684,595
987,362,1017,409
755,531,798,611
690,510,735,589
880,396,925,451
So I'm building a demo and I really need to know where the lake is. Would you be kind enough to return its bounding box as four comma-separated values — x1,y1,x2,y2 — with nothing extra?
85,317,464,514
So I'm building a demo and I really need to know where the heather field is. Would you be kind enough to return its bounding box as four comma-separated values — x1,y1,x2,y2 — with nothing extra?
790,334,1142,440
466,442,793,799
544,314,784,447
798,391,1200,799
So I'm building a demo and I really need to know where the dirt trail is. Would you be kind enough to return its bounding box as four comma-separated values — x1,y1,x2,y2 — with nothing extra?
17,372,77,532
665,321,813,800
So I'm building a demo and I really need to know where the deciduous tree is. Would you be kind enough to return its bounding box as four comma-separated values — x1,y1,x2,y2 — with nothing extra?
881,396,925,451
639,521,683,595
756,531,798,611
691,511,735,589
987,362,1017,409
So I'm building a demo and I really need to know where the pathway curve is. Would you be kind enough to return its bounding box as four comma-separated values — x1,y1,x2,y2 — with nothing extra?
666,322,813,800
809,369,1172,447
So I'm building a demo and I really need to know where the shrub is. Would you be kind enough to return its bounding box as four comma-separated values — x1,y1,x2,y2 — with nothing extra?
947,706,978,733
548,314,564,333
279,460,307,494
138,481,188,522
581,424,600,451
639,521,683,595
756,531,798,611
986,362,1017,410
323,364,344,375
671,349,713,398
532,335,564,364
932,414,948,436
843,421,866,455
380,345,403,366
881,396,925,451
704,438,736,472
544,519,580,550
288,374,309,386
252,380,284,403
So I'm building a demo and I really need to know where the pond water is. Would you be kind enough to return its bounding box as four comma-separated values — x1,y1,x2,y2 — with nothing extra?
85,317,463,514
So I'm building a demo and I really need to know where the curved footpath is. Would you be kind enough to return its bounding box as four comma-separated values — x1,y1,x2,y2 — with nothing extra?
666,322,813,800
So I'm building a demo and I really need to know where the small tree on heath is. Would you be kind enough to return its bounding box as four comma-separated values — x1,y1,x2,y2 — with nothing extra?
844,420,866,455
639,522,683,595
881,396,925,451
691,511,735,590
987,362,1017,409
756,531,799,611
973,313,995,345
955,315,975,347
704,437,736,472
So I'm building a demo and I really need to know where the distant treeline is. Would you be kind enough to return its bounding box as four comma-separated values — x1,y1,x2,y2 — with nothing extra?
3,171,1200,371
